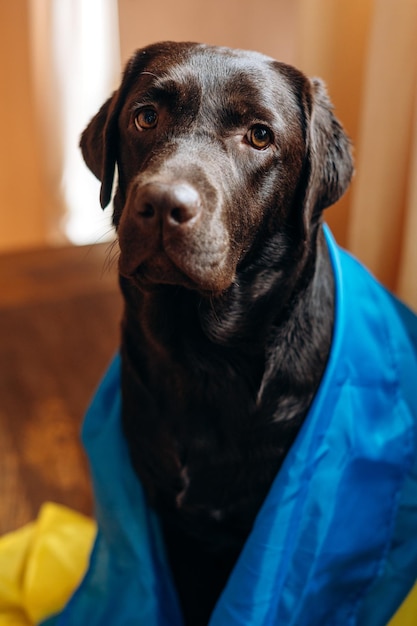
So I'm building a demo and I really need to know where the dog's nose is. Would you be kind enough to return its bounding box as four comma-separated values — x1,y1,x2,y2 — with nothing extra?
135,182,201,227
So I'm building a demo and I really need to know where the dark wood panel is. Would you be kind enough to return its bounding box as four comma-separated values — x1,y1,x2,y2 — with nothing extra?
0,243,123,534
0,241,120,308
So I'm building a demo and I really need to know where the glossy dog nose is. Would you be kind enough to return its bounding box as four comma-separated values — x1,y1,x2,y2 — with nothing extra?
135,182,201,227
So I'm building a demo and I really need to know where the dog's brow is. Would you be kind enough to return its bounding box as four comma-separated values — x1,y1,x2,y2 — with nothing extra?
219,105,275,129
141,74,189,101
130,80,182,109
219,79,281,128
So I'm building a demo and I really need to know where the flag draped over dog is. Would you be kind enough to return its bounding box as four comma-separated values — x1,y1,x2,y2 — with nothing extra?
44,228,417,626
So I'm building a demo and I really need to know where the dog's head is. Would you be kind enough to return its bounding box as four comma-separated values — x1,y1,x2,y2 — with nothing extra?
81,42,353,295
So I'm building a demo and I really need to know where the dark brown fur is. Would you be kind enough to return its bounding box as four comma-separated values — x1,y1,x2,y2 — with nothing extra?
80,42,353,625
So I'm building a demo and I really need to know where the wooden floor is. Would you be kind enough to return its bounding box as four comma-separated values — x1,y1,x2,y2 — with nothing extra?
0,242,123,535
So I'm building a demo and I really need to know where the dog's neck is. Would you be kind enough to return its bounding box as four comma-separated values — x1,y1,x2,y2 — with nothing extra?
119,225,334,421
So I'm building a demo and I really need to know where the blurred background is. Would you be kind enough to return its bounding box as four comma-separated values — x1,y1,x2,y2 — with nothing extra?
0,0,416,534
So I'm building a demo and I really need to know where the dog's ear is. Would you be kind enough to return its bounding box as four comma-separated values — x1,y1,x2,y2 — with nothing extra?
304,78,354,220
80,44,176,210
80,93,120,209
80,49,147,209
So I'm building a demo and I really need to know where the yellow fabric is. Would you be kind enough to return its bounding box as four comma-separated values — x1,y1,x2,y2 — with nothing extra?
389,579,417,626
0,503,96,626
0,501,415,625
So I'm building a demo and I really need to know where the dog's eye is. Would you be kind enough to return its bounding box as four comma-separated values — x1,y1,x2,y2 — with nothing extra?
134,108,158,130
247,125,272,150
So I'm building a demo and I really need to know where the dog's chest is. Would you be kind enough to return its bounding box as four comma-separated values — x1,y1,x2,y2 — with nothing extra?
128,385,290,541
121,313,307,541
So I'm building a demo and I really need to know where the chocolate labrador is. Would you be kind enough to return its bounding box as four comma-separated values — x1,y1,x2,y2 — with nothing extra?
80,41,353,625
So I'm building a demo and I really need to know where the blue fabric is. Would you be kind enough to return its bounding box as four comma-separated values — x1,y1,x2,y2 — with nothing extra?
53,226,417,626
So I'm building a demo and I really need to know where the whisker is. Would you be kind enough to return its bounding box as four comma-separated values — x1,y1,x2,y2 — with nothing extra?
92,227,116,246
209,296,222,324
102,239,120,277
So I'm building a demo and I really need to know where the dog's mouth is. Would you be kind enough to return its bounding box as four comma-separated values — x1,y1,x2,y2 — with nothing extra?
120,248,234,295
127,253,198,291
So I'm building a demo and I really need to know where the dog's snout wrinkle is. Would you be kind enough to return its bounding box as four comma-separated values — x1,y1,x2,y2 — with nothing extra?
136,182,201,228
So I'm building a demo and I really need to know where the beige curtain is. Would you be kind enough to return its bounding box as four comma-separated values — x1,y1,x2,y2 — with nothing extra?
348,0,417,310
0,0,120,252
297,0,417,310
29,0,121,245
0,2,47,252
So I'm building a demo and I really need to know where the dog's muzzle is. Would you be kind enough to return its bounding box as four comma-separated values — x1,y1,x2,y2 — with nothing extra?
117,178,233,292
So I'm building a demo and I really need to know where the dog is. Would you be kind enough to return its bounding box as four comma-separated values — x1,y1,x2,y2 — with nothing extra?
80,41,353,625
